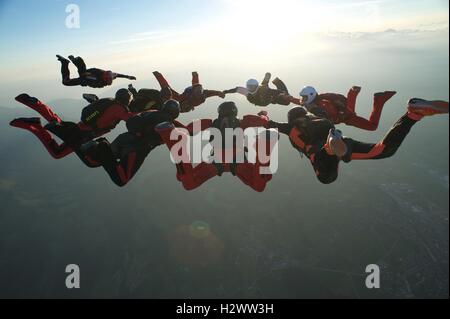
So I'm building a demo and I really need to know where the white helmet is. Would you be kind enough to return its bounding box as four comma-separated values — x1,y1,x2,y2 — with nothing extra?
246,79,259,94
299,86,317,105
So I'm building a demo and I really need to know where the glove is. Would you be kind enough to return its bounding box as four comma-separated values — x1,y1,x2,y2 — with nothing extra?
258,111,268,117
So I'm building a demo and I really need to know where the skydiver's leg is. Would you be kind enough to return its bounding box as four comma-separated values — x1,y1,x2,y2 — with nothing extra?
92,134,152,187
57,55,71,84
153,71,180,101
346,86,361,113
272,77,289,93
345,91,396,131
176,162,218,191
74,150,101,168
109,133,152,187
15,94,62,123
271,78,291,106
57,56,83,86
239,128,277,191
345,114,379,131
309,150,340,184
155,122,216,189
69,55,87,75
346,112,418,161
235,163,271,192
10,118,73,159
192,72,200,86
261,72,272,86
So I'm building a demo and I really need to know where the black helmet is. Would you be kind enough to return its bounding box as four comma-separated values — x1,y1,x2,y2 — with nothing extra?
115,88,133,107
287,106,307,124
161,99,181,120
218,101,238,118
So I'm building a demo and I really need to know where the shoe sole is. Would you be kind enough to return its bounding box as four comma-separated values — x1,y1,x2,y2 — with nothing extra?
408,98,449,114
16,94,39,105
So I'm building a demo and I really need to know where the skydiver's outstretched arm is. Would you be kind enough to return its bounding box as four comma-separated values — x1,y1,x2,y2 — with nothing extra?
267,120,292,135
204,90,226,99
240,113,270,130
223,87,248,96
285,96,301,106
114,73,136,80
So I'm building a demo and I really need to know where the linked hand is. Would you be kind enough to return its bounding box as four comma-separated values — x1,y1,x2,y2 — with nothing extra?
258,111,268,117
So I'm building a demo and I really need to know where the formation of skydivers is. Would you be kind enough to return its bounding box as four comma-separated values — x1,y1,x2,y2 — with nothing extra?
10,56,449,191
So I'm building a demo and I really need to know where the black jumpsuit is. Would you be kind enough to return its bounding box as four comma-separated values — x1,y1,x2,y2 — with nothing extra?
269,113,419,184
86,111,172,187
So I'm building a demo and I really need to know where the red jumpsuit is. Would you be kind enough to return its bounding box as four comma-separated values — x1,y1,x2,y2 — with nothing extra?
290,88,396,131
11,95,134,161
156,114,275,192
153,71,224,113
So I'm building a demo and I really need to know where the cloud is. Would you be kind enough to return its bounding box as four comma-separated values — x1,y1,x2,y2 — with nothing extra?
109,30,179,45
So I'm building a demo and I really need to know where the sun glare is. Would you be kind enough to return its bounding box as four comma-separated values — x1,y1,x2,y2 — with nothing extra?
212,0,330,53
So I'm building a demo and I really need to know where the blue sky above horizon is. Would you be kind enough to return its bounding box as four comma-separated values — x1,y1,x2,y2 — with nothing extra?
0,0,448,106
1,0,448,61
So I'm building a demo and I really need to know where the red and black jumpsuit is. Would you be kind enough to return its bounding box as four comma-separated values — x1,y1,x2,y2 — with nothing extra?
223,74,291,107
86,111,183,187
11,95,134,167
153,71,224,112
269,111,422,184
290,88,395,131
156,114,275,192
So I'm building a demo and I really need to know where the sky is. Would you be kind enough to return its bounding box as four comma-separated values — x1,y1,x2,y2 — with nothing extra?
0,0,448,105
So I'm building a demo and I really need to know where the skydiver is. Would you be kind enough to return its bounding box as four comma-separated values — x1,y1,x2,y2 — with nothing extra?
223,72,291,107
289,86,397,131
153,71,226,113
56,55,136,88
127,84,164,113
81,100,182,187
156,101,277,192
10,89,136,167
267,98,448,184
